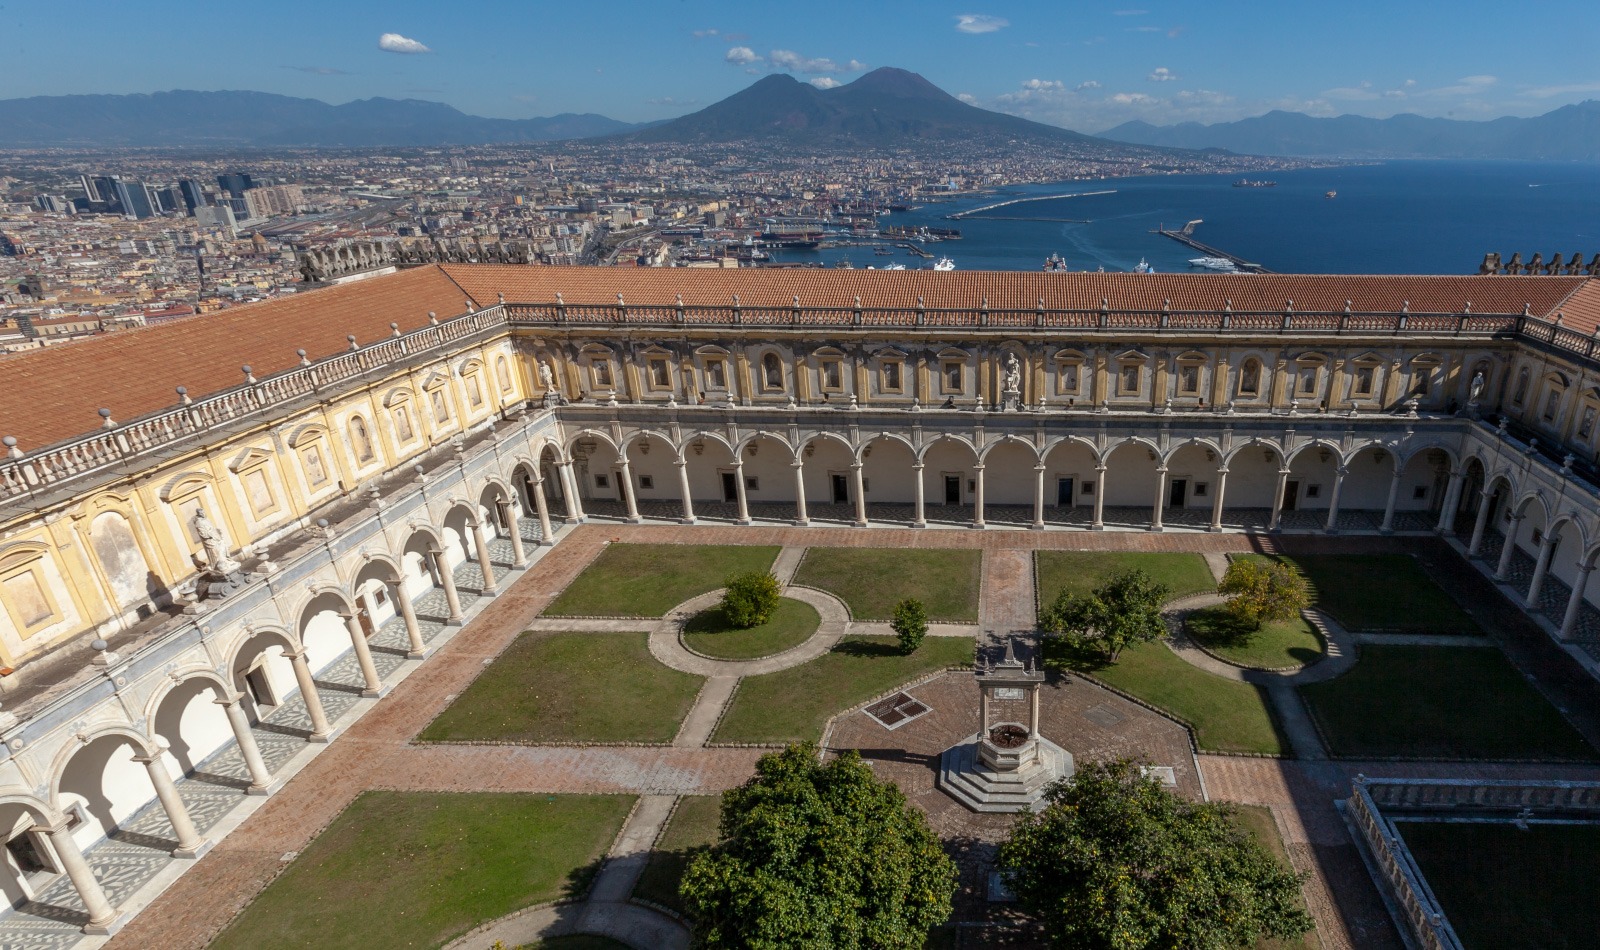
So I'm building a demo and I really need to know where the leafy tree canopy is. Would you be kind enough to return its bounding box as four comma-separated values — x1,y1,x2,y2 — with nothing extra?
1217,560,1310,631
892,598,929,654
999,759,1313,950
681,743,957,949
722,570,781,628
1040,569,1172,661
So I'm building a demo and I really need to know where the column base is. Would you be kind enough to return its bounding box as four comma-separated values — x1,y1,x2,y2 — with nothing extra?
624,516,644,524
1148,525,1165,533
512,559,530,570
679,517,698,525
83,912,130,936
737,519,754,526
307,725,343,744
1090,523,1105,531
247,777,284,797
1030,523,1046,531
564,516,586,525
173,838,216,860
1323,527,1339,535
445,616,465,627
912,521,928,529
1379,528,1395,536
853,520,870,528
361,684,391,699
407,648,429,660
1207,525,1224,533
793,518,810,527
972,522,987,530
480,586,499,598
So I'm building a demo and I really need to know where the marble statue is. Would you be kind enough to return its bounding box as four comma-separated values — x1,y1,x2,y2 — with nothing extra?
1003,353,1021,393
192,509,241,576
1470,371,1485,404
538,361,555,392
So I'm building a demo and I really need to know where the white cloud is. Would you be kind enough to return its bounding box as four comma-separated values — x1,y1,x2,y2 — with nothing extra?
810,77,841,90
1148,67,1178,82
725,46,761,65
692,28,719,38
1110,92,1156,104
1075,80,1102,91
768,50,865,75
1022,78,1065,91
957,92,978,103
378,33,431,54
1521,81,1600,99
955,14,1009,33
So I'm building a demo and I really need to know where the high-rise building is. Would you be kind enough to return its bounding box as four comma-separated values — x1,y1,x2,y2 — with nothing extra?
178,179,207,212
81,174,121,212
155,186,184,214
216,172,255,198
111,178,157,219
242,184,306,220
194,202,239,238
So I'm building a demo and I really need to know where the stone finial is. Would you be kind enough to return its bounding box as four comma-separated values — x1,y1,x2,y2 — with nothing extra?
414,464,426,482
617,293,625,306
1562,454,1576,475
347,335,359,352
390,322,401,338
428,311,439,325
98,408,115,429
176,386,191,406
676,293,684,307
793,295,800,308
555,293,564,305
90,638,118,668
297,348,310,366
2,436,19,459
497,293,505,305
465,299,475,314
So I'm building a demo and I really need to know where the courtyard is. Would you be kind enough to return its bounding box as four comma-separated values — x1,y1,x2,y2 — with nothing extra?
89,524,1600,950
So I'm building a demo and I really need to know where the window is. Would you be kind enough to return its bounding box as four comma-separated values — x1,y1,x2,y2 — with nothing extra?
496,356,512,392
762,353,784,389
1238,359,1262,396
1178,364,1200,395
350,416,374,462
1580,406,1596,440
1513,369,1530,406
745,476,760,491
1412,485,1428,500
1193,482,1208,497
1119,364,1141,395
595,474,609,488
648,357,671,389
881,361,903,392
1,569,54,630
1413,369,1431,396
1544,390,1562,422
1306,484,1321,499
820,360,843,391
430,390,449,424
1057,362,1080,395
466,374,484,407
638,474,654,490
1353,365,1376,396
705,359,727,390
393,406,415,442
302,446,329,486
1297,366,1318,396
5,829,53,876
942,361,964,393
1080,480,1096,496
590,359,613,388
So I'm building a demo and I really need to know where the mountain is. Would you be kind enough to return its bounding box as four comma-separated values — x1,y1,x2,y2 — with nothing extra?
629,68,1105,147
0,90,644,147
1101,101,1600,160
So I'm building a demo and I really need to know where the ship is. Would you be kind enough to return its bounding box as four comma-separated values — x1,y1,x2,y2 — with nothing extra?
1133,258,1153,274
932,257,955,271
1325,190,1338,199
1232,179,1277,188
1043,253,1069,272
1189,256,1238,271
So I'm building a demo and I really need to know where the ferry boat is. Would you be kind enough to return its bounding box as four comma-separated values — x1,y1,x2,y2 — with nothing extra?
1233,179,1277,188
1133,258,1153,274
1189,256,1237,271
932,257,955,271
1325,190,1338,199
1043,252,1069,272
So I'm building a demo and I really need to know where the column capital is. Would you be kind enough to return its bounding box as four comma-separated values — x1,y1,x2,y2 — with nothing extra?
1580,562,1598,575
849,460,863,471
211,690,246,707
912,461,925,470
1095,463,1109,473
791,459,805,469
1335,466,1349,477
972,463,986,472
1034,462,1047,472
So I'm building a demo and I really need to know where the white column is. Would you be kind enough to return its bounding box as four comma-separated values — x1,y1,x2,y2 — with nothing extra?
850,462,868,526
1560,563,1595,639
675,458,696,523
530,473,555,543
1032,463,1047,530
217,692,275,794
499,500,528,568
286,648,333,740
1435,469,1465,535
1091,463,1108,530
45,822,123,934
1379,468,1404,533
1494,515,1523,580
616,458,642,523
469,518,498,596
1209,467,1228,532
1468,488,1494,557
132,746,208,857
1268,469,1290,531
972,463,986,528
791,459,809,525
912,461,927,528
341,612,384,697
733,460,752,524
1150,466,1168,531
558,460,586,522
1526,535,1558,608
1324,466,1347,533
389,581,428,658
430,548,465,624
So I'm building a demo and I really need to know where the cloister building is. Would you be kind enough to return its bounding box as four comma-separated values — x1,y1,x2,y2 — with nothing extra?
0,262,1598,938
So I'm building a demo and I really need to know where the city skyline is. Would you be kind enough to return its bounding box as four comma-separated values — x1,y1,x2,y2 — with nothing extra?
2,0,1598,133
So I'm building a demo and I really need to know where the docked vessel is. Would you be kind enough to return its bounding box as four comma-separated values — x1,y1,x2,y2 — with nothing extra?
1133,258,1153,274
1189,256,1237,271
1325,190,1338,199
932,257,955,271
1043,253,1069,272
1233,179,1277,188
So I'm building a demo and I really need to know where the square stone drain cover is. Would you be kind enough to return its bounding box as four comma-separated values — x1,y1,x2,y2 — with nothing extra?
1082,703,1126,727
865,691,931,730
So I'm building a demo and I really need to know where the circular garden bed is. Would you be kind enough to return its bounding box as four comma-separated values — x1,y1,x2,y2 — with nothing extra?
1185,605,1324,671
682,597,821,660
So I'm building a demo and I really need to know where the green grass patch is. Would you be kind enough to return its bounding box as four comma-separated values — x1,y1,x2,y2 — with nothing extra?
1234,553,1477,635
1036,551,1216,615
1045,638,1288,756
682,597,820,660
1299,645,1595,760
714,635,975,744
544,543,780,617
420,632,702,744
1230,805,1320,950
1187,606,1324,670
211,792,633,950
793,547,981,621
1399,821,1600,950
632,795,723,914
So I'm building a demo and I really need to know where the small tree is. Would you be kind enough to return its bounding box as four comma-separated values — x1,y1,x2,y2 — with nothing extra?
1218,559,1310,630
1040,568,1171,661
891,598,929,654
722,571,781,628
681,743,957,949
998,759,1313,950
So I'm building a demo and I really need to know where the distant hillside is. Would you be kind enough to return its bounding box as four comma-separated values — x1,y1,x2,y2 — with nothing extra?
0,90,644,147
630,68,1110,148
1102,101,1600,160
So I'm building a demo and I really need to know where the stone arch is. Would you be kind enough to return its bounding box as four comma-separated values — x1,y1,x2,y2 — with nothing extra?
50,725,169,852
297,587,359,677
564,427,619,459
225,623,302,724
736,430,796,461
858,433,918,508
980,436,1042,513
1101,438,1164,515
915,432,977,464
799,432,861,513
1041,436,1101,513
147,669,235,778
978,434,1042,465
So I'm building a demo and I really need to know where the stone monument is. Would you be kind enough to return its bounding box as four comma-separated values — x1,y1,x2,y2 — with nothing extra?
1000,353,1023,412
191,509,244,601
939,638,1073,812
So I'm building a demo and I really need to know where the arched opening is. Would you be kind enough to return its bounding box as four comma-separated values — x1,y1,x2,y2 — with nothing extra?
737,433,797,522
537,444,568,519
1450,457,1488,535
441,504,490,595
1041,438,1100,527
0,800,60,911
230,629,298,725
1165,441,1225,529
858,434,917,524
150,675,235,780
509,460,549,544
298,589,361,683
980,439,1039,527
1221,442,1285,531
682,433,739,522
919,436,979,526
1101,440,1162,529
55,733,163,854
800,435,858,525
1392,448,1453,531
1283,443,1342,529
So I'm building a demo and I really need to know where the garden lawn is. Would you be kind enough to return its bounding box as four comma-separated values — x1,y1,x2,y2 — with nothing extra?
1230,805,1320,950
793,547,981,621
1299,645,1596,760
632,795,722,914
211,792,633,950
714,635,974,743
1234,553,1478,635
420,632,701,744
1045,639,1288,756
1400,821,1600,950
1187,606,1324,670
1036,552,1216,613
544,543,780,617
683,597,819,660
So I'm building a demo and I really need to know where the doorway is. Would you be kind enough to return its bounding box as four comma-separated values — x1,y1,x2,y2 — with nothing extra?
244,664,277,710
1056,477,1075,506
831,474,850,504
1168,478,1187,508
1283,480,1301,511
721,472,739,503
944,475,961,505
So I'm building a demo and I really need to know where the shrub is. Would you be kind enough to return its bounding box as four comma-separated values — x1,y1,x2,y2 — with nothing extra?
721,571,781,628
891,598,929,654
1218,559,1310,631
1039,568,1171,661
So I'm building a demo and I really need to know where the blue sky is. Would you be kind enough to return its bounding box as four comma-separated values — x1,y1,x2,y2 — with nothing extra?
4,1,1598,132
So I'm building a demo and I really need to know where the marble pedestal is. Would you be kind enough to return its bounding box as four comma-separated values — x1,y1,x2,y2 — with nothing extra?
938,724,1074,813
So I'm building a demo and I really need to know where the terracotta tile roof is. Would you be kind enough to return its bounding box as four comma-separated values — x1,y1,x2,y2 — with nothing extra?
0,266,473,451
1553,280,1600,335
443,263,1588,317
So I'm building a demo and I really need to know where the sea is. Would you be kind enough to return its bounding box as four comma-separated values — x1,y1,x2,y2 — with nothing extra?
764,160,1600,275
